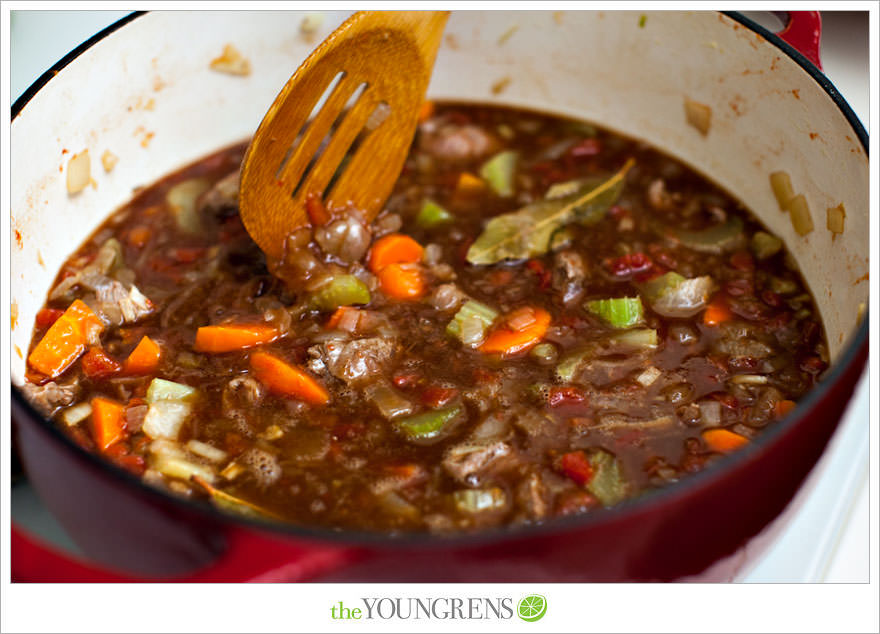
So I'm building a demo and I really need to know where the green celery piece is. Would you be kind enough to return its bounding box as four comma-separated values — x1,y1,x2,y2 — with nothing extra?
309,275,371,311
609,328,658,349
751,231,783,260
586,449,628,506
446,300,498,339
640,272,686,304
467,159,633,264
479,151,518,197
585,297,644,329
555,346,594,383
146,378,198,404
417,199,454,228
395,405,462,442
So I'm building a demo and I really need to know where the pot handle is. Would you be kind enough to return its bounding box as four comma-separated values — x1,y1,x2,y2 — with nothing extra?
12,522,360,582
776,11,822,70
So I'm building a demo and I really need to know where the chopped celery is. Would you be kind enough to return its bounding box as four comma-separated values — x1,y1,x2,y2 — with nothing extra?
586,449,628,506
447,300,499,345
309,274,371,311
609,328,658,350
417,199,454,228
769,276,798,295
530,342,558,365
479,150,518,197
395,405,462,442
556,347,592,383
146,378,198,403
142,400,192,440
166,178,210,234
585,297,644,329
453,487,507,513
751,231,783,260
640,272,714,318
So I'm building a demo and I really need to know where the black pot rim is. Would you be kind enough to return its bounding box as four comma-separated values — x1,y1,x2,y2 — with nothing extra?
10,10,870,551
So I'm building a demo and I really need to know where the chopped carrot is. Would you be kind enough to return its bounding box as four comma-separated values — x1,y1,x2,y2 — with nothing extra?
703,297,733,326
376,263,426,300
305,192,330,226
368,234,424,273
417,100,435,123
126,225,152,248
194,324,280,353
81,347,122,379
702,428,749,454
249,351,329,405
455,172,485,195
123,336,162,375
28,299,104,379
480,307,551,357
325,306,358,330
774,400,797,419
90,397,126,451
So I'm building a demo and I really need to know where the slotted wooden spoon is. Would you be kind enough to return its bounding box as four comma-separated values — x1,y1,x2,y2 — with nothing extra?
239,11,449,260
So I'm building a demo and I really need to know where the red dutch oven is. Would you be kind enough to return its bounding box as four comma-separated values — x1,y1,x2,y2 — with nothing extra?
10,10,868,581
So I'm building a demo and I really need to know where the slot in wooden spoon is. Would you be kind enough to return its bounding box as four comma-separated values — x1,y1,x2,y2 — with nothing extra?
239,11,449,260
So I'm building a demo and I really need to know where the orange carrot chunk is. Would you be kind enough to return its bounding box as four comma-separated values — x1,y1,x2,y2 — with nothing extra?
368,234,424,273
702,428,749,454
123,336,162,375
703,297,733,326
194,324,280,353
774,399,797,419
250,351,329,406
376,263,426,300
455,172,485,195
480,307,551,357
90,397,126,451
28,299,104,379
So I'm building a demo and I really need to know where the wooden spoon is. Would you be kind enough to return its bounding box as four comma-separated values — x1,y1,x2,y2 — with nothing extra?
239,11,449,260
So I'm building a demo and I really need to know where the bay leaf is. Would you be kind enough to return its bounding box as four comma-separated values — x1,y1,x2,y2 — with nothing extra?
466,158,634,265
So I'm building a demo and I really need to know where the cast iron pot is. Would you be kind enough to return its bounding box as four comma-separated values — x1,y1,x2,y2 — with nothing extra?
11,10,868,581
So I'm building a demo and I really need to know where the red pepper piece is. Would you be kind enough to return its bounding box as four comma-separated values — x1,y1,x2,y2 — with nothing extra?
559,451,594,486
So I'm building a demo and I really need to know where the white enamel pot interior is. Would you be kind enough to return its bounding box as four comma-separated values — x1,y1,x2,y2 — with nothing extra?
11,10,868,518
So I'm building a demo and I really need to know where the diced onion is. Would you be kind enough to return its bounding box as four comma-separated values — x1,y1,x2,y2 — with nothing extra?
506,307,538,332
152,454,216,484
730,374,769,385
453,487,507,513
636,367,662,387
101,150,118,173
788,194,814,236
66,150,91,194
143,400,192,440
220,462,244,481
826,203,846,234
684,98,711,135
186,439,228,463
769,171,795,211
261,425,284,441
61,402,92,426
698,400,722,426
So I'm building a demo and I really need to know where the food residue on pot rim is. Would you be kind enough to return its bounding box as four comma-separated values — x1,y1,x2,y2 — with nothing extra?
684,97,711,135
491,76,511,96
210,43,251,76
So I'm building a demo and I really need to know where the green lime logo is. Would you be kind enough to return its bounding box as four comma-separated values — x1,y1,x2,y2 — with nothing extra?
517,594,547,622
